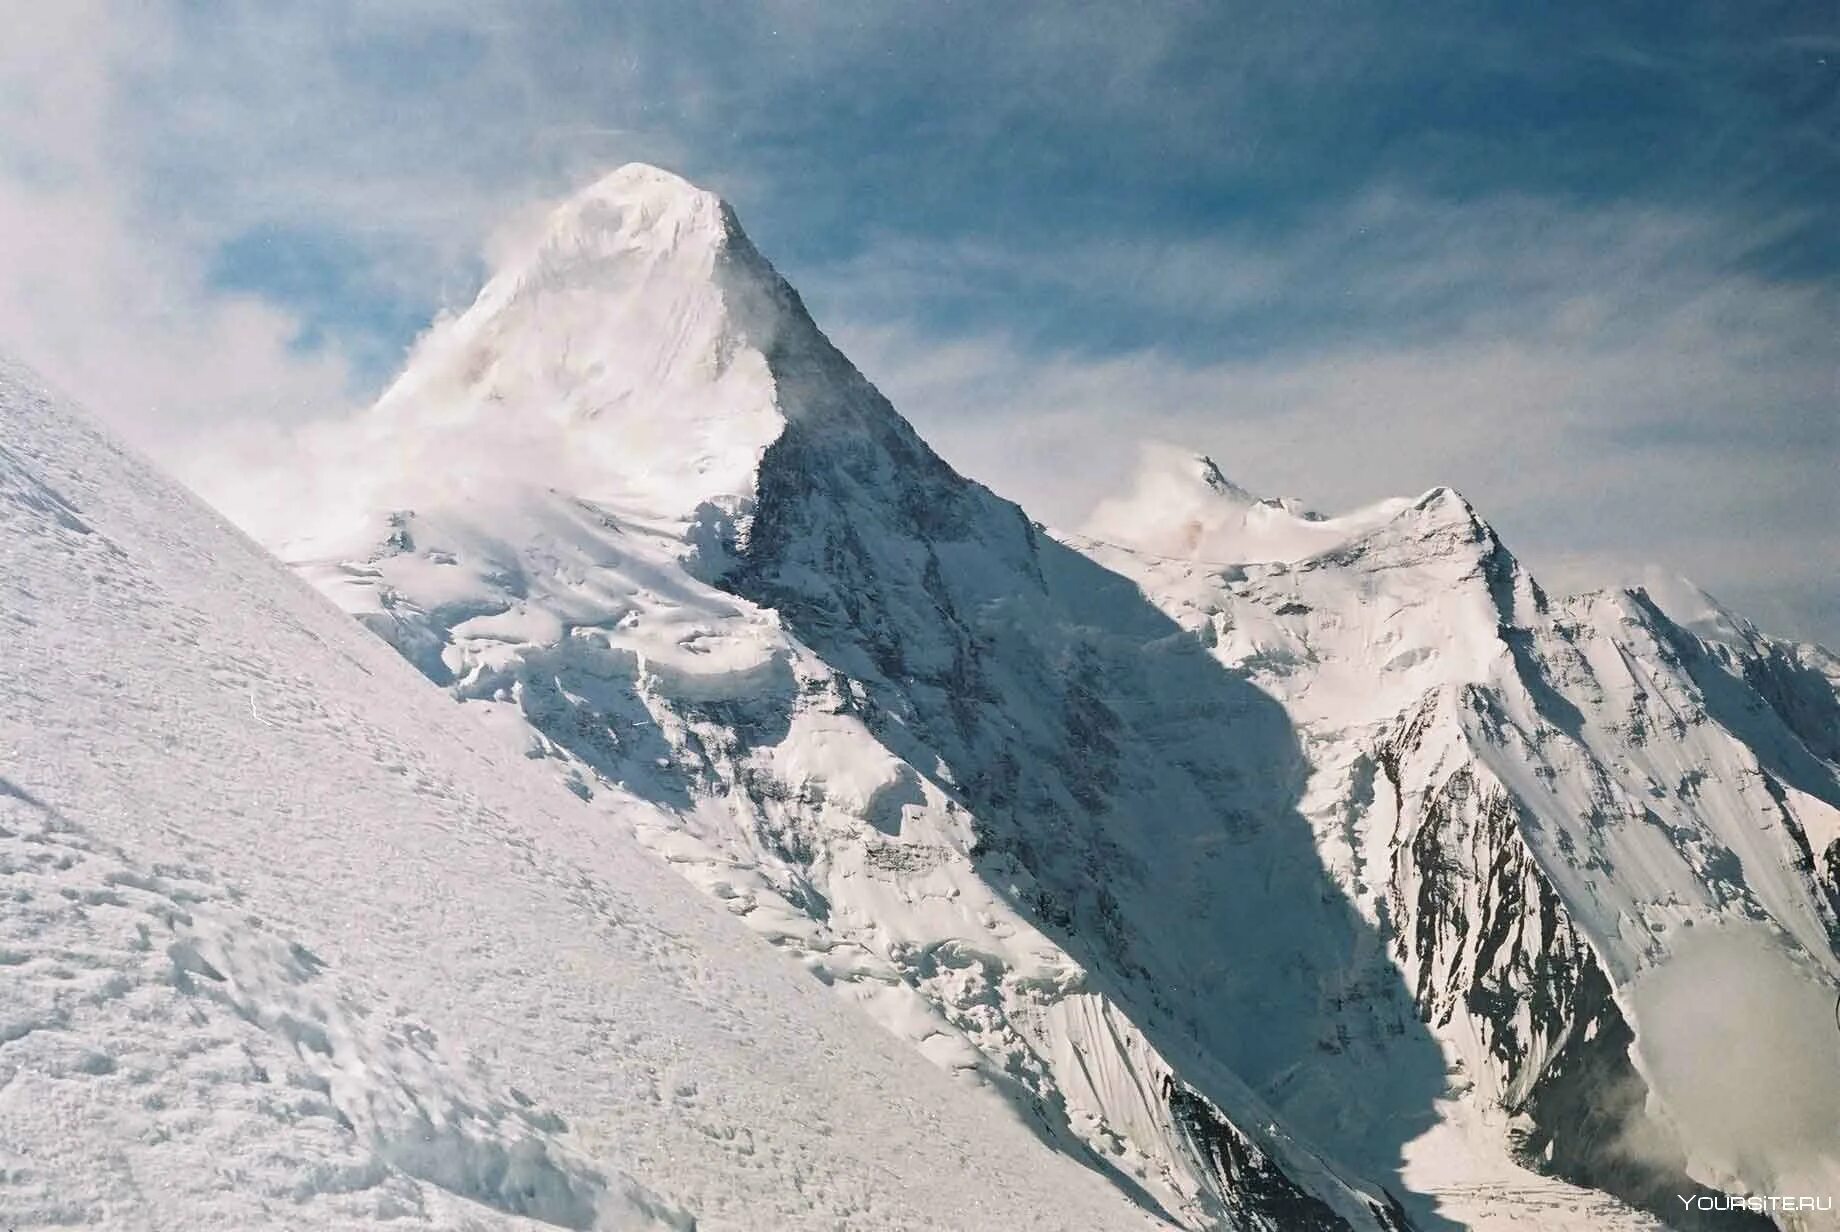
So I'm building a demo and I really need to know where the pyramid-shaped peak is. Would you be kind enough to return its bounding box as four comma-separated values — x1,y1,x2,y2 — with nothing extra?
1196,453,1255,502
569,163,725,218
584,161,711,198
350,160,891,530
533,163,735,262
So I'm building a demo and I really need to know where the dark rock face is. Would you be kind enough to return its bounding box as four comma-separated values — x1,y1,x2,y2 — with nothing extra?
1162,1076,1383,1232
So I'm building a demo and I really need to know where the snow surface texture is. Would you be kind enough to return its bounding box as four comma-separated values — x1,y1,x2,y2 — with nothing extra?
0,362,1162,1230
219,165,1839,1231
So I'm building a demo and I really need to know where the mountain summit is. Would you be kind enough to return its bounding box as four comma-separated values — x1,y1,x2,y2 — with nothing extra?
235,167,1840,1232
1082,443,1412,564
354,163,808,522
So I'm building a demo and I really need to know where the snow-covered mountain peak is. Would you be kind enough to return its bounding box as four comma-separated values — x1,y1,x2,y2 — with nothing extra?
495,162,735,280
326,166,829,540
1624,569,1759,651
565,162,727,231
276,163,969,580
1195,452,1254,501
1191,454,1327,524
1081,442,1418,565
1384,485,1510,558
1409,483,1474,519
485,163,752,305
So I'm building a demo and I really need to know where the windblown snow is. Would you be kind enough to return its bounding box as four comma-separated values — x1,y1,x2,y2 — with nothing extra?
16,161,1840,1232
0,362,1159,1230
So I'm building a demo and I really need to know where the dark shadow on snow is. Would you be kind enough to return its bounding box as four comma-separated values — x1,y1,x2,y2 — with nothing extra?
695,259,1462,1228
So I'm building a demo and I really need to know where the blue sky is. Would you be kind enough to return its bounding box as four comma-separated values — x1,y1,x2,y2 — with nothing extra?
3,2,1835,641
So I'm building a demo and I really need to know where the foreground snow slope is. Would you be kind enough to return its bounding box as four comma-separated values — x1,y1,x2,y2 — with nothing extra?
0,361,1161,1231
233,165,1839,1231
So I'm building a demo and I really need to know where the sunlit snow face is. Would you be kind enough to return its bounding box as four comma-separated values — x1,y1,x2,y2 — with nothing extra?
365,170,788,516
210,168,795,558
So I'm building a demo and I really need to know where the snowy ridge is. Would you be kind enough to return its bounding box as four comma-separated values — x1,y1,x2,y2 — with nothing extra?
240,166,1840,1231
1083,443,1410,566
1080,454,1840,1228
0,361,1160,1230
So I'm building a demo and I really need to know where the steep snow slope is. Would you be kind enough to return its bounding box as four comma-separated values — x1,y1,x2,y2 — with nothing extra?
232,164,1840,1231
0,361,1164,1231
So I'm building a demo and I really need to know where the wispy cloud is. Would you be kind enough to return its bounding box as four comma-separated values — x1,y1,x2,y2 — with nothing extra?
0,3,679,446
820,193,1836,642
0,4,357,440
0,2,1832,642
